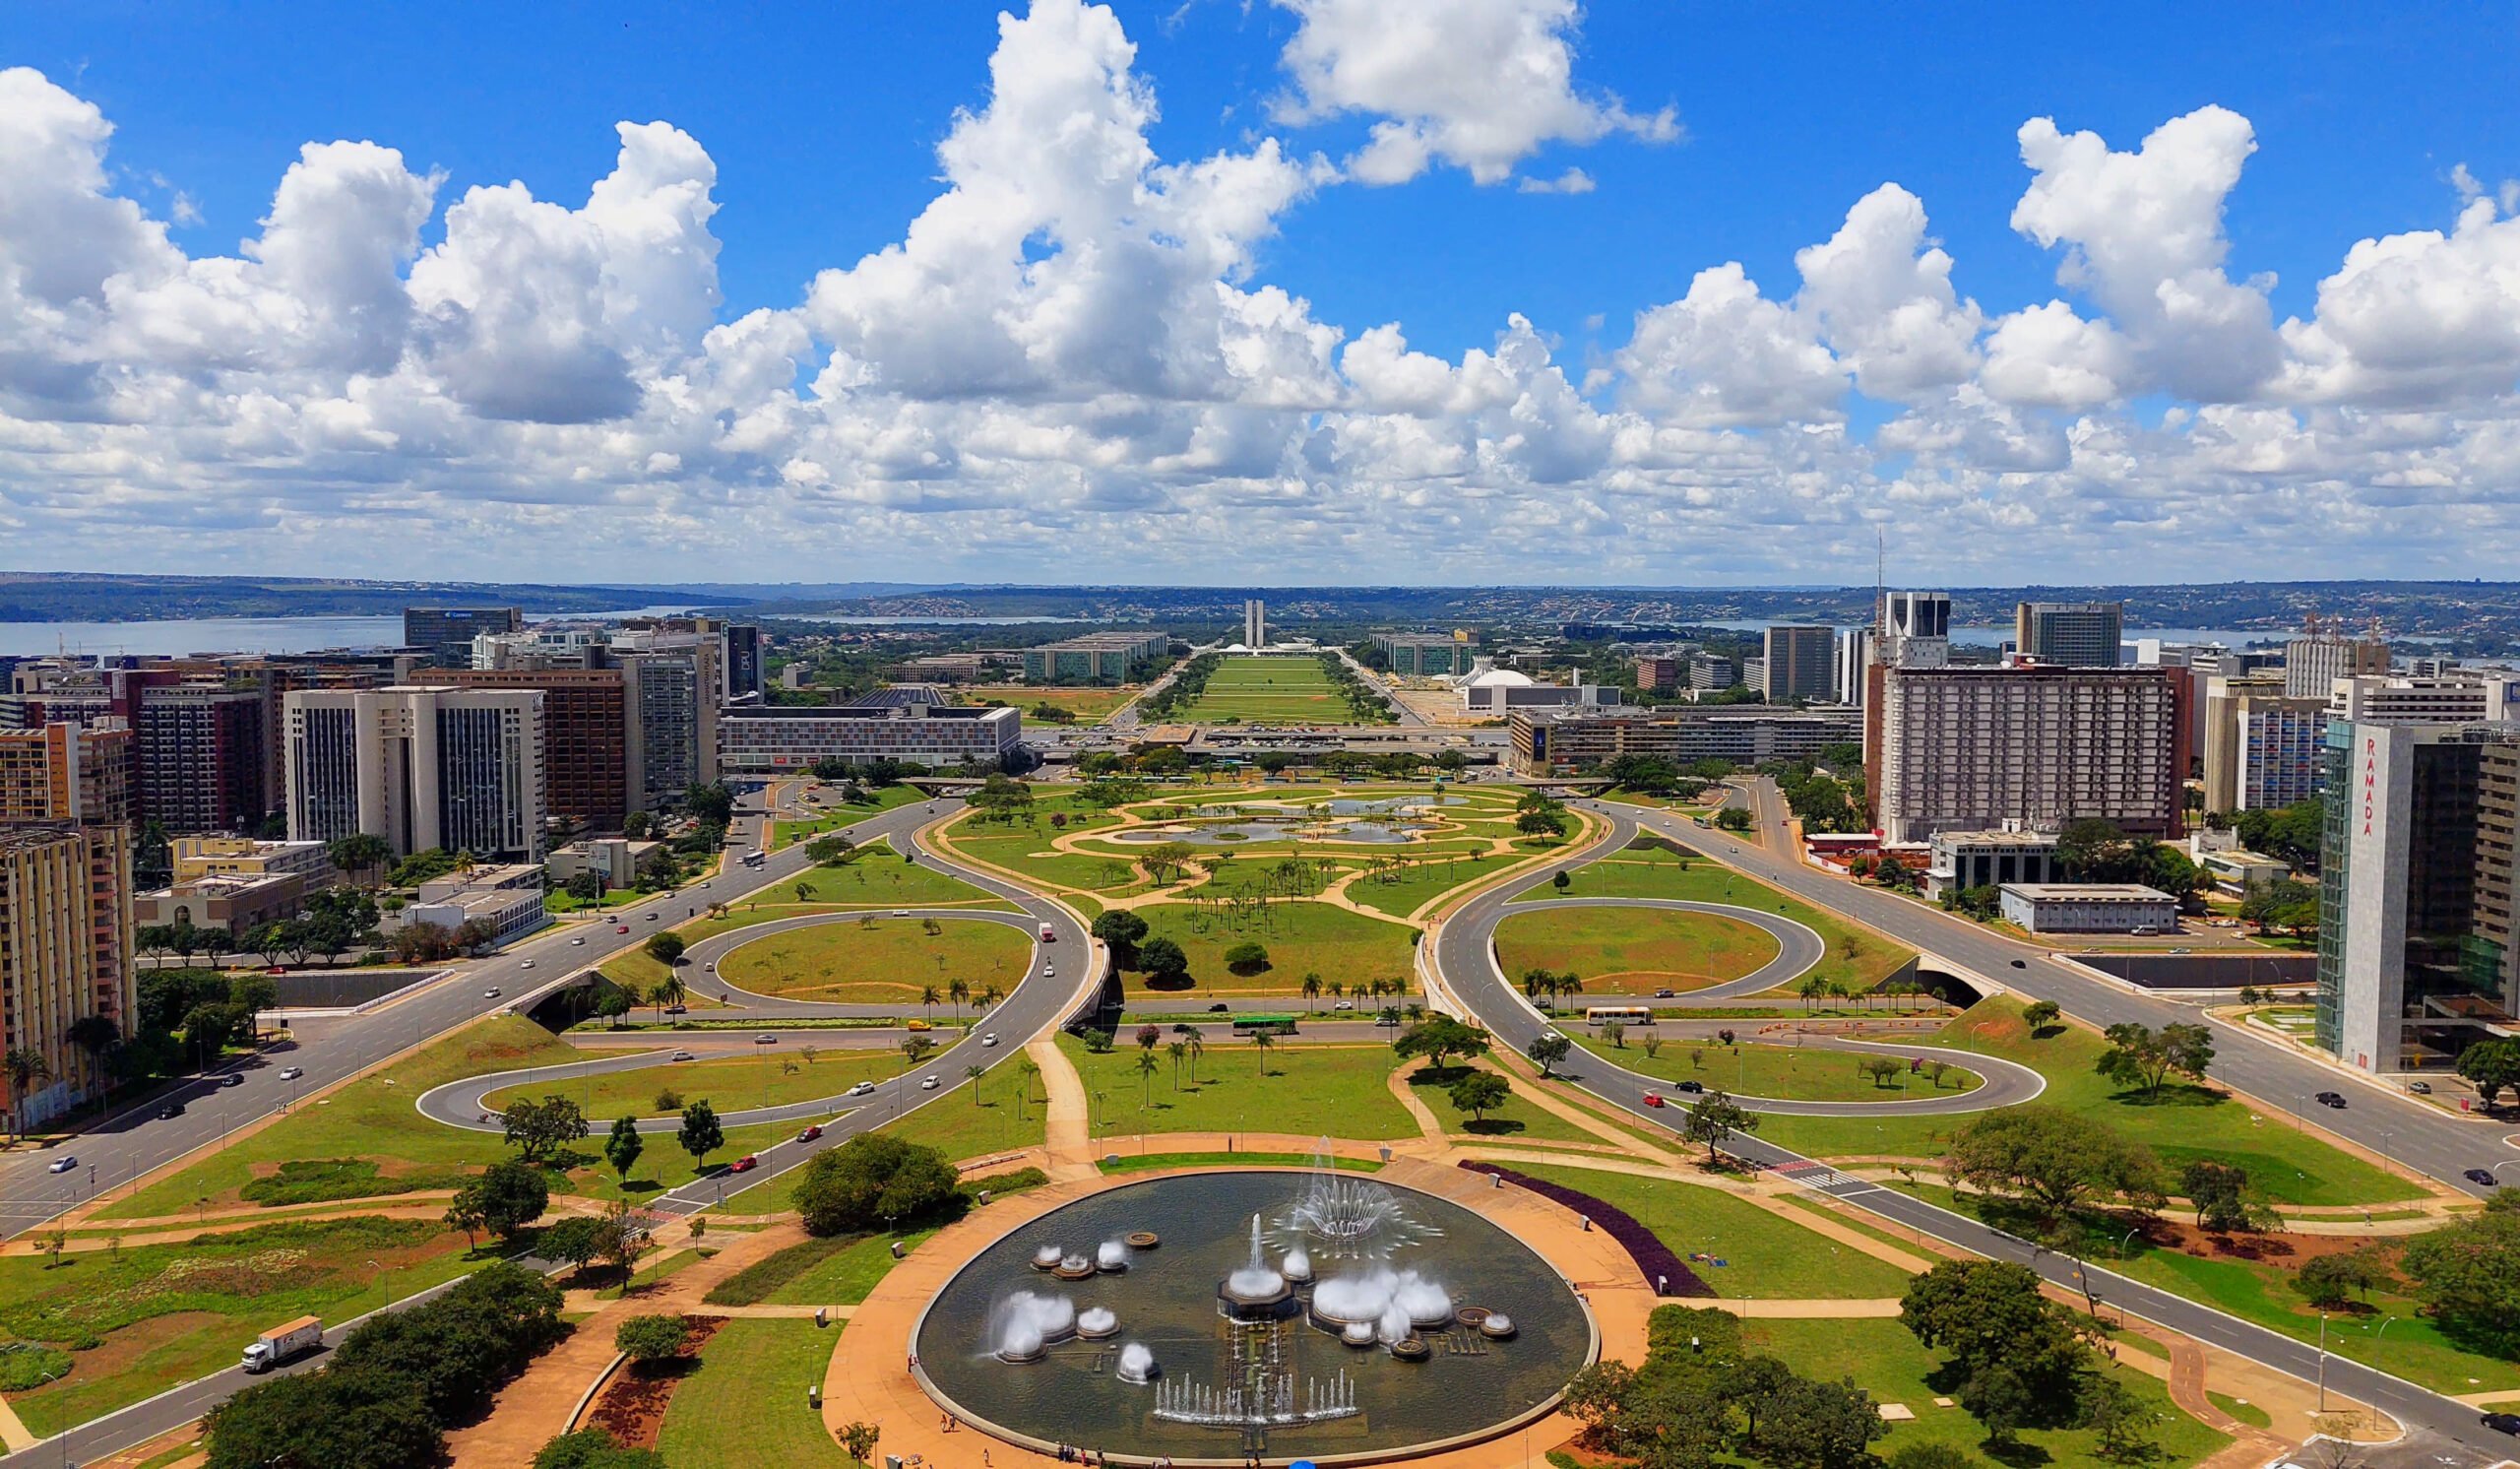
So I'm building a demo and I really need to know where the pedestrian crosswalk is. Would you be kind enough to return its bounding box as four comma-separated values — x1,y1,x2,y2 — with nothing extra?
1769,1160,1859,1190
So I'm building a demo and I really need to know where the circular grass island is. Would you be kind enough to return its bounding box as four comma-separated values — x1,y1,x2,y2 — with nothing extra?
718,916,1035,1004
914,1170,1593,1464
1573,1034,1985,1104
1494,905,1782,995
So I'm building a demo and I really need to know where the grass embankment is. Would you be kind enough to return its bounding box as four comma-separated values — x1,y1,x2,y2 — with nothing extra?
1056,1034,1419,1141
0,1215,481,1437
480,1049,899,1118
1516,841,1914,992
655,1319,854,1468
704,1229,938,1308
1343,851,1526,919
1173,656,1348,723
718,916,1034,1004
1128,900,1418,997
1756,998,2424,1208
1568,1035,1984,1104
1744,1316,2229,1469
1495,905,1781,993
1407,1062,1599,1141
948,796,1158,897
1509,1163,1916,1299
768,785,925,849
102,1017,807,1217
973,684,1139,724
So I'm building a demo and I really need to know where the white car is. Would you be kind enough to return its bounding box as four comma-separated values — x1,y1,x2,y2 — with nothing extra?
671,1051,696,1061
919,1074,941,1090
849,1080,877,1097
571,936,586,946
705,962,716,972
980,1033,999,1047
893,909,910,918
482,987,502,998
47,1156,75,1174
520,961,536,970
1332,1000,1354,1011
278,1066,303,1081
1041,964,1054,978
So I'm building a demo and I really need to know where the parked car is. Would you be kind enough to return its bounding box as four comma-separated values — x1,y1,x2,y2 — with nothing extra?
2408,1080,2432,1095
728,1155,758,1174
277,1066,303,1081
796,1124,823,1143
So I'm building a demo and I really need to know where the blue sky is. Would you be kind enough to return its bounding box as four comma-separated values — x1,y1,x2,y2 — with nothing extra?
2,1,2518,584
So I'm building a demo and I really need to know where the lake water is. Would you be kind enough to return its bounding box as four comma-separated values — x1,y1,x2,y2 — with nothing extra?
0,604,708,658
1697,619,2291,649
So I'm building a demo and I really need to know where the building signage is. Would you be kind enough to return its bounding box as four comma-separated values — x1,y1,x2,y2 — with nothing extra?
2362,735,2377,836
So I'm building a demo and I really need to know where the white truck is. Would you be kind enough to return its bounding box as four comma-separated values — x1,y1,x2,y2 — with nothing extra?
1039,922,1056,941
242,1315,323,1373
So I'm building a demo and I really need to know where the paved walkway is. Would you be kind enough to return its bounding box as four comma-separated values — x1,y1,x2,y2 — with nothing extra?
1028,1035,1097,1182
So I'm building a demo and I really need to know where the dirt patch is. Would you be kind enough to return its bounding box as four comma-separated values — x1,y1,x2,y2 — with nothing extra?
2142,1215,2387,1265
586,1314,724,1449
10,1309,229,1403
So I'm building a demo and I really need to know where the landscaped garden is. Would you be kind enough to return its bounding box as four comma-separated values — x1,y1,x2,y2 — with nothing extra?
479,1047,899,1118
654,1318,855,1468
1057,1034,1420,1141
716,916,1034,1005
1507,1162,1917,1299
1123,900,1418,996
1494,904,1781,993
1569,1034,1986,1103
1170,656,1351,723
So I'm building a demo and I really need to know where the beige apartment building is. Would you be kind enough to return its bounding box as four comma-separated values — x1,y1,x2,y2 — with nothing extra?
1869,666,2190,844
284,686,548,862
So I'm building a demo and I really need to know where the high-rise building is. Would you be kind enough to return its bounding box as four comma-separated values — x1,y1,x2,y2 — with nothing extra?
1879,591,1951,669
1634,655,1682,696
1760,625,1835,703
1687,654,1736,692
2314,719,2520,1072
1834,628,1873,708
610,624,727,811
2287,622,2391,700
134,684,269,835
2014,602,2124,667
1869,666,2189,844
283,686,548,862
426,669,632,830
2200,675,2330,813
724,624,766,701
2330,671,2516,725
404,607,522,666
0,825,135,1126
0,722,135,825
1242,600,1267,650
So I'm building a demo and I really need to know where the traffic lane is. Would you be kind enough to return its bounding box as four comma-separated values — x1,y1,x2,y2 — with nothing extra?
1600,802,2520,1197
415,1046,880,1134
564,1030,927,1053
0,802,947,1237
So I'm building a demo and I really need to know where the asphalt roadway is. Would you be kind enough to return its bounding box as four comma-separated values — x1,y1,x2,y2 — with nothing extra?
1432,798,2520,1464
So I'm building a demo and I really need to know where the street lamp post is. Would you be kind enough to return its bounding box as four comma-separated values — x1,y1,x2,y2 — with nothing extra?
2315,1313,2329,1413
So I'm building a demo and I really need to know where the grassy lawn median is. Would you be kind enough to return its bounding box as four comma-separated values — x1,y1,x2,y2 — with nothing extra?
1129,900,1418,997
1507,1162,1916,1299
480,1048,900,1118
1495,905,1781,992
1174,656,1347,722
719,915,1034,1004
1568,1035,1984,1103
1057,1035,1419,1141
1342,851,1525,920
1755,998,2426,1207
656,1318,853,1469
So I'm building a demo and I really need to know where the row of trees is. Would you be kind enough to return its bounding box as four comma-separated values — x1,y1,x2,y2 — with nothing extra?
1315,651,1398,724
1561,1306,1888,1469
138,886,380,970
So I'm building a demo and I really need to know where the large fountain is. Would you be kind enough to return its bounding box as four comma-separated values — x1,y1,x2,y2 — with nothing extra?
912,1156,1593,1462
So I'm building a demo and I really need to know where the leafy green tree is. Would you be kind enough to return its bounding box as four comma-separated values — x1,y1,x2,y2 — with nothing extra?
792,1134,964,1236
1137,935,1190,986
1682,1089,1758,1163
2398,1207,2520,1353
501,1095,590,1162
1447,1070,1510,1123
2021,999,2061,1030
1754,1373,1886,1469
2457,1036,2520,1108
326,832,395,887
805,833,857,865
604,1115,644,1182
2295,1248,2392,1309
643,931,686,967
447,1160,550,1244
2179,1159,2270,1234
2078,1373,2158,1463
2095,1021,2215,1098
1715,806,1754,833
203,1365,443,1469
613,1314,689,1365
1223,940,1270,975
534,1429,667,1469
1887,1444,1979,1469
1900,1259,2088,1441
1529,1032,1572,1078
1392,1016,1491,1071
564,871,606,903
677,1100,724,1171
540,1216,608,1275
1091,909,1149,964
682,783,736,826
1943,1104,2166,1225
227,975,279,1037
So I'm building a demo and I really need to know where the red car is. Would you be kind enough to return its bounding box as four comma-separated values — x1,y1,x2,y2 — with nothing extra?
1642,1092,1666,1109
795,1124,823,1143
728,1154,759,1174
615,925,630,934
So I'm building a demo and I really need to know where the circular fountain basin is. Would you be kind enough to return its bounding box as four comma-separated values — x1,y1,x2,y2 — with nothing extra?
913,1171,1594,1462
1078,1307,1120,1339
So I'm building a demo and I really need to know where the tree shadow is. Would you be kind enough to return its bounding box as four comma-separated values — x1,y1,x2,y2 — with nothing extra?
1981,1438,2054,1468
1463,1118,1528,1136
2104,1083,2229,1110
1406,1063,1475,1088
1143,974,1196,992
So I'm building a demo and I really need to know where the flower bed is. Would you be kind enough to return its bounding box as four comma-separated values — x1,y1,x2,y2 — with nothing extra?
1459,1161,1712,1298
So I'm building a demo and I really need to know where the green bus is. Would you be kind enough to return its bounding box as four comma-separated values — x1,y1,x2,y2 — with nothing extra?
1230,1013,1298,1036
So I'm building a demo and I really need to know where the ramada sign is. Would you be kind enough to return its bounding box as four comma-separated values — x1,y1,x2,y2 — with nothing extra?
2362,735,2377,836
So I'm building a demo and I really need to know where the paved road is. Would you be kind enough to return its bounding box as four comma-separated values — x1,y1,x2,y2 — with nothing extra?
1430,799,2519,1464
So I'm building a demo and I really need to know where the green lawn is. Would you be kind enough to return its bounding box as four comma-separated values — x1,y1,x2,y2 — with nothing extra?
1099,1152,1386,1175
656,1319,854,1469
1516,843,1913,992
481,1048,899,1118
763,1229,937,1306
719,916,1034,1004
769,841,1015,907
1130,899,1418,996
975,684,1140,723
1757,998,2426,1207
1407,1062,1599,1141
1740,1316,2230,1469
0,1215,483,1437
1174,656,1350,723
1511,1163,1916,1298
1568,1035,1984,1104
1496,905,1780,992
1058,1035,1420,1140
769,786,925,849
1343,851,1525,920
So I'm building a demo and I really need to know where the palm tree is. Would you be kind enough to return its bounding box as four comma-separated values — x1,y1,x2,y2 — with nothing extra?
651,974,685,1023
1252,1030,1275,1075
1301,974,1322,1014
1166,1040,1186,1092
1138,1051,1160,1104
977,984,1002,1013
920,985,940,1019
966,1063,985,1105
949,979,971,1016
1015,1056,1041,1118
2,1050,51,1139
1185,1032,1205,1084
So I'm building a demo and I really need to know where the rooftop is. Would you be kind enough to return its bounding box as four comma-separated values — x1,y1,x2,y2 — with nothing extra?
1999,883,2176,902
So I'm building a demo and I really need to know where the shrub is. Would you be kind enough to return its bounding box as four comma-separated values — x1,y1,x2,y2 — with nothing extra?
613,1313,689,1364
535,1429,667,1469
0,1341,73,1392
793,1135,965,1238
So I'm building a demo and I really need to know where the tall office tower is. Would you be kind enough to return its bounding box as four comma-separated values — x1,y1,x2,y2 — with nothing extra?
1834,628,1873,708
134,684,269,834
283,686,548,862
724,624,766,701
1760,625,1836,703
1878,591,1951,669
1243,600,1267,650
428,669,632,831
1870,666,2188,844
403,607,522,666
2331,671,2517,725
2200,675,2330,813
0,825,135,1126
2287,625,2394,699
2014,601,2125,666
1634,655,1682,696
0,722,136,824
613,646,719,812
2315,720,2520,1072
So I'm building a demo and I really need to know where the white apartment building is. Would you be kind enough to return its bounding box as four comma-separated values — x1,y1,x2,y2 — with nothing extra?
283,686,548,862
718,703,1023,772
2329,671,2518,725
1871,666,2188,844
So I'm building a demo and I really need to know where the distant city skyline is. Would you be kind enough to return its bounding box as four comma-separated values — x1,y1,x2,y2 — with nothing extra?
2,2,2516,583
